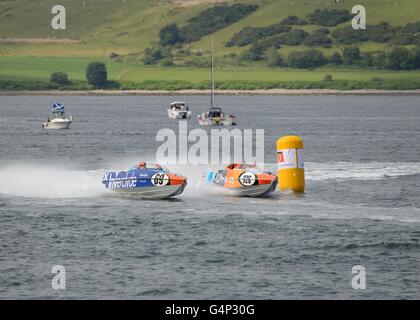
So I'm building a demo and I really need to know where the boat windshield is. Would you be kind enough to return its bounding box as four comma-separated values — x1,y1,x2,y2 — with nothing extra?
51,111,65,118
171,103,188,110
130,163,168,171
243,163,257,170
146,163,167,170
226,163,257,170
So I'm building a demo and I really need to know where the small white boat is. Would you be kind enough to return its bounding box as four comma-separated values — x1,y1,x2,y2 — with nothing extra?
168,102,192,119
198,35,236,126
42,103,72,130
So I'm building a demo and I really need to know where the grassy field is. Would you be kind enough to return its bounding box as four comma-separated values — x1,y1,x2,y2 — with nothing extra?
2,56,420,84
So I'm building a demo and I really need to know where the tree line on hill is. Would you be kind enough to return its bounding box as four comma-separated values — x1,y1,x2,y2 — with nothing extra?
225,9,352,48
142,41,420,71
227,26,333,48
242,46,420,70
159,4,258,46
160,8,353,48
331,21,420,45
228,18,420,51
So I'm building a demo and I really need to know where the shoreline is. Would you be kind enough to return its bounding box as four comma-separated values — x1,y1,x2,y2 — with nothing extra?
2,89,420,96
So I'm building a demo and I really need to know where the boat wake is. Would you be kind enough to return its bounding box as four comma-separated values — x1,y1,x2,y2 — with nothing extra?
255,162,420,182
303,162,420,182
0,165,105,198
0,161,418,199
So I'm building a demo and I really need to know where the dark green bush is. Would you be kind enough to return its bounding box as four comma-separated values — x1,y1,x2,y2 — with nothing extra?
365,22,395,43
265,47,284,67
332,22,416,45
86,62,107,87
159,23,183,46
303,29,333,47
183,57,210,68
385,47,414,70
277,29,308,46
226,24,291,47
307,9,352,27
50,72,69,85
324,74,333,81
330,52,343,65
143,46,172,65
280,15,308,25
361,52,374,67
342,47,361,65
288,49,328,69
161,58,174,67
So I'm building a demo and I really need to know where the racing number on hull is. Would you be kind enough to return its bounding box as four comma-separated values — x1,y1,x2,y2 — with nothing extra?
151,173,169,186
239,172,256,186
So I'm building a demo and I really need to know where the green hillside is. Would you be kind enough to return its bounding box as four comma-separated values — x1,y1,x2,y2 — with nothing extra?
1,0,420,57
1,0,420,90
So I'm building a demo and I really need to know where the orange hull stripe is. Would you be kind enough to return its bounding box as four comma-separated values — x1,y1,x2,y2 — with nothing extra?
168,173,186,185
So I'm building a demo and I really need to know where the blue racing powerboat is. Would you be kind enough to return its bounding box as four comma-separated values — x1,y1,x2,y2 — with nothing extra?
102,162,187,199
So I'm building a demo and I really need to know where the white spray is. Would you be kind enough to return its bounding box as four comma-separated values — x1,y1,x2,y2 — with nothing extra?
0,164,105,198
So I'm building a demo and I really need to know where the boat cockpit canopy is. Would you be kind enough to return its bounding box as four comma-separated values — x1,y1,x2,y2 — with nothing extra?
226,163,257,170
208,107,223,118
170,102,189,110
131,162,169,171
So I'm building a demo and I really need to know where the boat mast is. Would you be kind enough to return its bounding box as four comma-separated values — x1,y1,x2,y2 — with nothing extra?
211,35,215,107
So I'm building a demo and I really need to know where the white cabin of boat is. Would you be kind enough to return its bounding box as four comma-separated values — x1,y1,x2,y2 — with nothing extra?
168,101,192,119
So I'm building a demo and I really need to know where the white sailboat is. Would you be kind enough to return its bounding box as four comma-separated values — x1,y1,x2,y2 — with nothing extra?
198,36,236,126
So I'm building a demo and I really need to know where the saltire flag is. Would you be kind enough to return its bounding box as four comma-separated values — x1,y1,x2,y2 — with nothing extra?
52,102,65,112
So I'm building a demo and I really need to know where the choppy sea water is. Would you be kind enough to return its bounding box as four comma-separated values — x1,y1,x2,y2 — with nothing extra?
0,95,419,299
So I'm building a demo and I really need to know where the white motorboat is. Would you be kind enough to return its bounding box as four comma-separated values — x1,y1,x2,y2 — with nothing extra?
42,103,72,130
198,35,236,126
168,102,192,119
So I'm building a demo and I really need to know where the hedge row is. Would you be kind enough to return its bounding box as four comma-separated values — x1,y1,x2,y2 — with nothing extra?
2,79,420,91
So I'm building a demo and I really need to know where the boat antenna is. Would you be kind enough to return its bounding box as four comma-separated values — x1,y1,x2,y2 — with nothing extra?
211,35,215,107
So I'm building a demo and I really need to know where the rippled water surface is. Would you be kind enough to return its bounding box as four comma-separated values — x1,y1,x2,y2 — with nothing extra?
0,95,419,299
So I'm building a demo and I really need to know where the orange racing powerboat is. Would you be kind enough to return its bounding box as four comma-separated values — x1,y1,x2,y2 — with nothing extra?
204,163,277,197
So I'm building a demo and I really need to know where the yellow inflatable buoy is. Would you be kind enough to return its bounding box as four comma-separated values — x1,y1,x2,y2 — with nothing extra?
276,135,305,192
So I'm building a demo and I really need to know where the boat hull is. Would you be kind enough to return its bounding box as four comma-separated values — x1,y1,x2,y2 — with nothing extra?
109,182,187,199
206,166,278,197
102,167,187,199
42,119,72,129
198,118,236,126
225,180,277,197
168,110,192,119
